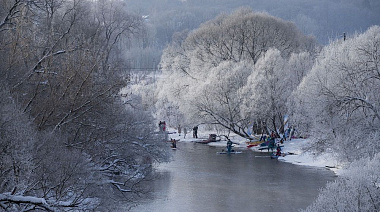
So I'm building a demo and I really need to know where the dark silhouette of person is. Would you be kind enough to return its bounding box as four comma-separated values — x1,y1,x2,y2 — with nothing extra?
193,126,198,138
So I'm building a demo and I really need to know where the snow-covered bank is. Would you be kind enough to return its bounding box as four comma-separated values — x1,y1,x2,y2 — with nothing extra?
249,137,341,174
167,129,341,175
277,139,341,174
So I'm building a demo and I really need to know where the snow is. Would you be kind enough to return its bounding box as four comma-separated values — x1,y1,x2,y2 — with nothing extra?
167,128,341,175
0,194,47,205
277,139,341,174
0,193,52,210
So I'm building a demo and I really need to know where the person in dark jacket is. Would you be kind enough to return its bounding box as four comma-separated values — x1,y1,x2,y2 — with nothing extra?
193,126,198,138
226,139,233,153
276,144,282,156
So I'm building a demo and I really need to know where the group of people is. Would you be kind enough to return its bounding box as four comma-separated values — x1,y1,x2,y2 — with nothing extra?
175,125,198,139
158,121,166,132
170,138,177,148
159,121,201,149
259,127,296,142
259,130,283,156
284,126,296,141
163,122,294,157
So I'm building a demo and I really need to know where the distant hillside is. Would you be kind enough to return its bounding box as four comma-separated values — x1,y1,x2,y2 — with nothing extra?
124,0,380,45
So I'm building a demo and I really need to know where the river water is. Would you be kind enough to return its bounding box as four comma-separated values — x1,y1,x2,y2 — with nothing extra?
132,142,335,212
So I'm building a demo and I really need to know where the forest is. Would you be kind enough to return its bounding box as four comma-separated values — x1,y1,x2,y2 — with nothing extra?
1,0,379,211
153,5,380,212
0,0,170,211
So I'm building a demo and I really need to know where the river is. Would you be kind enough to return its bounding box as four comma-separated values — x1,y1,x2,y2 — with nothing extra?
132,142,335,212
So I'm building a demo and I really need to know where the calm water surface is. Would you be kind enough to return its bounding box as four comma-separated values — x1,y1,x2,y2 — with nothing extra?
132,142,335,212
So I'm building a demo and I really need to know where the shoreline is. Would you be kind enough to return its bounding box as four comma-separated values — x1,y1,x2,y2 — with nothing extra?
168,130,341,175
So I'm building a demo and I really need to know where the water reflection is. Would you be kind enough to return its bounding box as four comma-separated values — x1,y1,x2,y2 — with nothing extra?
132,142,335,212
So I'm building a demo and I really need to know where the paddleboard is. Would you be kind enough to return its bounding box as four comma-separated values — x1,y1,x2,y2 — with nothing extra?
216,151,242,154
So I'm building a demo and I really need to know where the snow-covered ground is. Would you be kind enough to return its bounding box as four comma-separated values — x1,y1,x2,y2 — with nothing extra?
167,128,341,175
277,139,341,174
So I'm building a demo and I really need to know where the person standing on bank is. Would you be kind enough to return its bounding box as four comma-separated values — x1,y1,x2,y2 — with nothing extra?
184,127,187,138
193,126,198,138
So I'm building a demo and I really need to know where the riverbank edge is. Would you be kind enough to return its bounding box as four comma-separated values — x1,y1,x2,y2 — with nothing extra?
167,129,342,175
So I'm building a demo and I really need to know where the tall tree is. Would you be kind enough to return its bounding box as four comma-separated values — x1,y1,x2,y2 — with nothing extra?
194,61,253,138
240,48,287,135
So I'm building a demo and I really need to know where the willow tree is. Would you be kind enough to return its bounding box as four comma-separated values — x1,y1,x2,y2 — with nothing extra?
157,7,316,138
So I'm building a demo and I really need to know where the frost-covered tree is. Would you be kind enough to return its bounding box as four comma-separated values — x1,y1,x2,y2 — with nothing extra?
239,49,315,135
284,52,315,93
291,25,380,162
240,49,287,135
288,25,380,212
194,61,253,137
0,0,169,211
0,86,36,209
303,154,380,212
156,8,316,137
181,7,316,67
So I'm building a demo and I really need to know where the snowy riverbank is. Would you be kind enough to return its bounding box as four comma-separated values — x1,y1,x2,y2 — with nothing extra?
167,129,341,175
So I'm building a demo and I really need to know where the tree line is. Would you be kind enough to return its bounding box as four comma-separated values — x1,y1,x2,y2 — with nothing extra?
155,7,380,211
0,0,169,211
156,8,316,137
